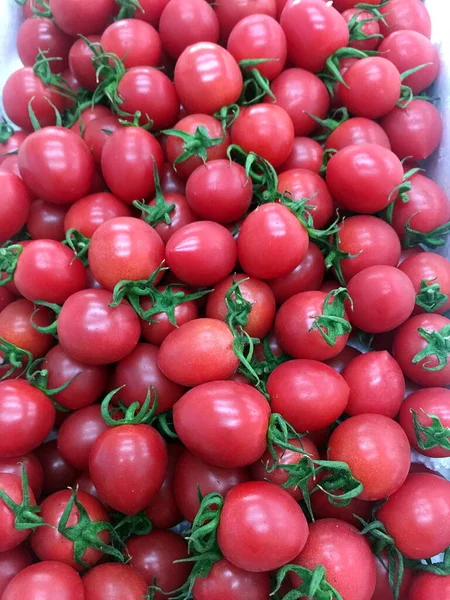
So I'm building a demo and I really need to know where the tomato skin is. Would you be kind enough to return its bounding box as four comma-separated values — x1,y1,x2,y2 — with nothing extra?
3,561,84,600
34,440,79,496
310,489,373,529
82,563,148,600
70,106,113,136
0,474,37,551
17,17,73,73
281,0,349,73
379,0,432,38
291,519,376,600
134,0,170,26
278,137,324,174
0,172,31,244
408,573,450,600
64,193,131,238
328,414,410,501
145,444,184,529
0,288,15,314
49,0,114,35
174,43,243,115
27,200,68,241
342,9,381,52
193,558,270,600
326,118,391,152
0,453,44,499
68,36,100,92
90,424,168,515
267,359,349,432
0,546,33,597
82,116,121,165
57,289,141,366
398,252,450,315
215,0,276,41
231,104,294,168
101,19,161,68
206,274,276,339
173,381,270,468
218,481,308,572
325,345,361,374
378,473,450,559
160,163,186,194
0,131,27,167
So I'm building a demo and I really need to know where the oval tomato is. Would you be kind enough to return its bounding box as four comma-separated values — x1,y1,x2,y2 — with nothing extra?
49,0,115,35
378,0,432,38
101,19,162,68
17,17,72,73
64,193,131,238
0,172,31,244
215,0,276,41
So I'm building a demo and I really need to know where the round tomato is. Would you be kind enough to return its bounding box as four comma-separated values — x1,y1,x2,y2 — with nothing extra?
134,0,170,26
325,345,361,374
17,17,72,73
215,0,276,41
0,130,27,167
408,573,450,600
2,561,84,600
378,0,432,38
0,546,33,597
27,200,68,241
0,454,43,499
0,172,31,244
68,36,100,92
278,137,324,173
0,474,37,552
49,0,114,35
101,19,161,67
398,252,450,314
193,558,270,600
326,118,391,152
309,489,373,529
82,563,148,600
82,115,121,165
64,193,131,238
34,440,79,496
342,8,381,52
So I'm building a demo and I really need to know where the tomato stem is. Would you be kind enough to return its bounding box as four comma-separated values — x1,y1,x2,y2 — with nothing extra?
0,464,46,531
411,408,450,452
162,125,227,169
415,278,448,313
309,287,353,347
412,325,450,372
273,564,344,600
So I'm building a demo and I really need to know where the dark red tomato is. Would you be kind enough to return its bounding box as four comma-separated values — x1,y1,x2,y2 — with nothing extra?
174,448,249,521
215,0,276,41
34,441,79,496
75,473,102,501
267,243,325,304
145,444,184,528
335,216,401,282
174,43,243,114
88,217,165,291
57,289,141,365
381,100,442,162
68,35,101,92
391,174,450,241
194,558,270,600
310,488,373,529
0,453,44,499
27,200,68,241
0,130,27,167
117,67,179,130
90,424,167,515
83,564,148,600
393,314,450,387
268,359,349,432
379,0,432,38
378,473,450,559
101,127,164,203
0,474,36,552
408,573,450,600
58,405,108,471
101,19,161,67
49,0,114,35
399,252,450,315
0,546,33,597
160,163,186,194
18,127,94,204
2,561,84,600
238,204,308,279
14,240,87,304
399,388,450,459
206,273,276,339
165,221,237,286
340,57,401,119
291,519,376,600
326,144,404,213
64,193,131,238
0,288,14,314
3,68,65,131
372,550,413,600
0,172,31,244
250,437,319,500
278,137,324,174
326,118,391,151
114,343,185,412
0,299,54,360
145,192,198,243
342,9,381,51
134,0,170,26
218,481,308,572
347,266,416,333
173,381,270,467
186,160,252,223
281,0,349,72
165,114,230,179
227,14,286,80
160,0,219,59
277,168,334,229
82,116,121,165
325,345,362,374
17,17,72,73
231,104,294,168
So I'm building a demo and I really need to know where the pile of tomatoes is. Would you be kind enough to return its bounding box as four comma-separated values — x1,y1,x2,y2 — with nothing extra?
0,0,450,598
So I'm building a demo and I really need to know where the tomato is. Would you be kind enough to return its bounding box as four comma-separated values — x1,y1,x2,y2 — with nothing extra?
145,444,184,529
17,17,72,73
194,558,270,600
2,561,84,600
408,573,450,600
0,130,27,168
101,127,164,204
371,551,413,600
215,0,276,41
399,252,450,315
290,519,376,600
49,0,114,35
0,287,14,315
186,160,252,223
165,221,237,286
70,106,113,136
64,193,130,238
381,100,442,162
101,19,161,68
0,474,37,551
3,68,65,131
0,546,33,597
268,359,349,432
160,163,186,194
75,473,102,501
277,168,334,229
0,172,31,244
68,35,100,92
0,454,44,499
325,345,361,374
378,473,450,559
342,351,405,418
379,0,432,38
34,440,79,496
227,14,286,81
326,118,391,152
57,289,141,365
134,0,170,26
393,314,450,387
173,380,269,467
27,200,68,241
281,0,349,73
145,192,198,244
278,137,324,173
342,9,381,52
83,563,148,600
206,274,276,339
267,243,325,304
82,115,122,165
174,43,243,115
310,489,373,529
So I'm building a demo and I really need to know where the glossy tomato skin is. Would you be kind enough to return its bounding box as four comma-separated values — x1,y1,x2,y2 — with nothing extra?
278,137,324,173
237,204,308,280
0,131,28,167
2,560,84,600
399,252,450,315
134,0,169,26
64,193,131,238
160,164,186,194
0,474,36,552
0,546,33,597
27,200,68,241
268,359,349,432
145,444,184,529
326,118,391,151
18,127,94,204
0,453,43,500
17,17,73,73
193,558,270,600
291,519,376,600
215,0,276,41
328,414,411,501
101,19,161,68
0,288,15,314
378,473,450,559
218,481,308,572
379,0,432,38
90,424,168,515
408,573,450,600
174,448,249,521
309,489,373,529
34,440,79,496
68,35,100,92
57,289,141,366
82,115,121,165
49,0,114,35
0,172,31,244
174,43,243,115
173,381,270,468
82,563,148,600
342,351,405,418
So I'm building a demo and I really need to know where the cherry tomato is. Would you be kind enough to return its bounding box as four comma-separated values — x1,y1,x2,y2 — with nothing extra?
379,0,432,39
49,0,114,35
64,193,131,238
101,19,161,68
193,558,270,600
70,106,113,136
371,550,413,600
0,454,43,500
0,172,31,244
0,130,27,167
278,137,324,173
2,561,84,600
342,9,381,52
145,192,198,244
82,115,121,165
398,252,450,315
27,200,68,241
134,0,170,27
68,35,101,92
17,17,73,73
408,573,450,600
309,489,373,529
215,0,276,41
145,444,184,529
325,345,362,374
0,546,33,597
74,473,102,501
326,118,391,151
34,440,79,496
82,563,148,600
160,163,186,194
0,473,37,552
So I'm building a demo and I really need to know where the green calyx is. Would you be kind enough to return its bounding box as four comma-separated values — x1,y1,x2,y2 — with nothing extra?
25,357,79,411
14,0,52,16
227,144,277,203
406,547,450,576
133,161,175,227
323,229,361,286
385,167,422,224
319,47,374,95
309,107,350,142
411,408,450,452
0,243,23,286
154,410,179,440
238,333,290,395
111,509,153,542
0,337,32,381
398,64,434,108
0,464,46,531
33,50,77,103
346,10,384,44
415,278,448,313
100,386,158,426
0,118,14,145
30,301,61,338
238,59,277,105
412,325,450,372
354,1,389,24
114,0,144,20
213,104,241,131
402,215,450,249
272,564,343,600
64,229,91,266
309,287,353,346
162,125,226,168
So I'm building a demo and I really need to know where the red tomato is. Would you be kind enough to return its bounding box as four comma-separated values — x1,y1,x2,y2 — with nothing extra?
82,116,121,165
145,444,184,528
34,440,79,496
0,130,27,167
0,453,43,499
215,0,276,41
58,405,108,471
267,359,349,432
379,0,432,38
2,561,84,600
57,289,141,365
0,288,14,314
27,200,68,241
174,43,243,114
378,473,450,559
0,474,37,551
326,118,391,151
74,473,101,501
371,551,413,600
160,163,186,194
70,106,113,136
399,252,450,315
193,558,270,600
278,137,324,173
101,19,161,68
134,0,170,26
310,488,373,529
82,563,148,600
173,380,270,467
325,345,362,374
342,9,381,52
408,573,450,600
144,192,198,243
64,193,131,238
49,0,114,35
17,17,73,73
0,172,31,244
68,36,100,92
0,546,33,597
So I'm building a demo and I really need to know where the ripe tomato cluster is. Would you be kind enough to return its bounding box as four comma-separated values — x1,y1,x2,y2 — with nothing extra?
0,0,449,598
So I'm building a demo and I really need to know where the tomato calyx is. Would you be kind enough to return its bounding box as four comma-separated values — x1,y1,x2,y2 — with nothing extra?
154,410,178,440
227,143,278,203
162,126,226,170
33,50,77,104
346,10,383,45
309,107,350,143
133,161,176,227
402,215,450,249
0,242,24,285
309,287,353,346
64,229,91,266
25,357,79,411
406,547,450,576
238,59,276,105
114,0,144,21
0,118,15,145
398,64,434,108
30,300,61,337
415,278,448,313
324,230,361,286
319,47,374,95
411,408,450,452
100,386,158,426
0,464,46,532
354,1,390,25
0,337,33,380
14,0,52,17
239,333,290,394
110,509,153,542
214,104,241,131
412,325,450,372
273,563,343,600
385,167,422,225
